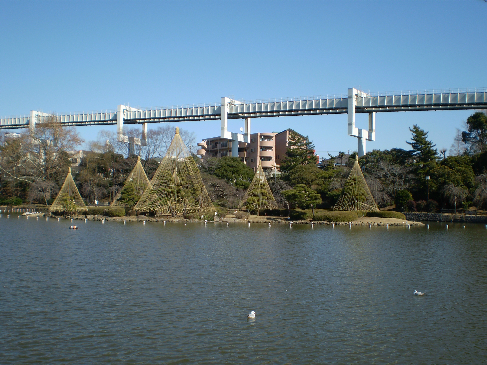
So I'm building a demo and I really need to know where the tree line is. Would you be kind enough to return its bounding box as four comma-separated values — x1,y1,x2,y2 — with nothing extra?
1,112,487,213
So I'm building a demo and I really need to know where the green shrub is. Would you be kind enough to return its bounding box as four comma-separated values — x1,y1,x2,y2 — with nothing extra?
395,190,413,211
0,197,23,206
312,210,359,222
365,211,406,220
289,209,309,220
85,206,126,217
105,207,126,217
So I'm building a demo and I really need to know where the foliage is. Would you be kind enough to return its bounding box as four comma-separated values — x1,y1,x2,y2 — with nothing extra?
244,187,276,214
85,206,126,217
406,124,438,164
59,194,78,215
117,182,141,208
210,156,254,190
289,209,310,220
201,172,244,209
0,196,23,205
280,130,318,174
333,158,378,212
282,184,322,210
473,174,487,209
394,190,413,212
310,210,359,222
462,112,487,154
365,211,406,219
135,130,213,216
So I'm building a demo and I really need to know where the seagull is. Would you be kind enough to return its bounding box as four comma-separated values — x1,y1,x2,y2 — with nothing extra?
414,290,425,296
247,311,256,319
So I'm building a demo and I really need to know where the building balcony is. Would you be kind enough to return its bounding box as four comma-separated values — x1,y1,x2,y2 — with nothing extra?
259,149,274,157
259,140,274,147
261,160,274,168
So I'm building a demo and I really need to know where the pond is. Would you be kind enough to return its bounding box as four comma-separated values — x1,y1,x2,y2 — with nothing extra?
1,215,486,363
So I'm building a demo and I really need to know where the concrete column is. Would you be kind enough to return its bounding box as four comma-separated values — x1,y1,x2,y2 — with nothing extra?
117,105,125,142
368,112,376,141
231,132,239,157
358,137,366,157
245,117,251,143
348,88,358,136
221,97,231,139
141,123,147,146
29,111,37,132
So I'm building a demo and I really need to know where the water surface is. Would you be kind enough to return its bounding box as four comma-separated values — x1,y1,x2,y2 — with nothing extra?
1,216,486,363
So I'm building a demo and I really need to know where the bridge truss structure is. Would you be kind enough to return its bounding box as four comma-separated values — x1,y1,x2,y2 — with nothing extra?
1,88,486,156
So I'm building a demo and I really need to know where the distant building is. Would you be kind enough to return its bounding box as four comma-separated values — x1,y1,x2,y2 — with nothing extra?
197,129,315,174
67,150,90,173
4,132,21,139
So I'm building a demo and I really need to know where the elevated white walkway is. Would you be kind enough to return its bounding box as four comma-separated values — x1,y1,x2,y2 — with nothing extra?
2,88,486,155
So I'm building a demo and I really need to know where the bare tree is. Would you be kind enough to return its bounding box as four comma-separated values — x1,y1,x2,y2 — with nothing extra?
0,116,83,184
473,174,487,209
443,183,468,210
28,180,58,205
449,128,468,156
92,125,196,160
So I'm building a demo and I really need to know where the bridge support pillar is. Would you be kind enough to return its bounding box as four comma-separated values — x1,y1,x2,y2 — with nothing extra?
231,132,239,157
348,89,376,157
28,111,50,133
221,97,232,139
117,105,128,142
358,136,366,157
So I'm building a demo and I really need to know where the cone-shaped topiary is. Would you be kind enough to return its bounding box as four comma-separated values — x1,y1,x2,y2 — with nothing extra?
50,167,87,213
333,156,379,212
111,156,151,209
134,128,213,216
240,162,277,214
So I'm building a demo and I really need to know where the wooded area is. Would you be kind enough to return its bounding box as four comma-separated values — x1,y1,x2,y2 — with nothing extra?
1,112,487,214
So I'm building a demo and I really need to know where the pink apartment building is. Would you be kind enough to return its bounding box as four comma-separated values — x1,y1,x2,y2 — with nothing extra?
197,129,304,174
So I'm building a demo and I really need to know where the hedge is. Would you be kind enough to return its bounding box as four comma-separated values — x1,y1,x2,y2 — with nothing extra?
312,210,360,222
85,206,126,217
365,211,406,220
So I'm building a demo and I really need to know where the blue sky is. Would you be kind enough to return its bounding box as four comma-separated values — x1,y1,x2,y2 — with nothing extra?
1,0,486,157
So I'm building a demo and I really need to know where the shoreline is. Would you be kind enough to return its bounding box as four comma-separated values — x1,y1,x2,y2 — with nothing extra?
66,214,424,227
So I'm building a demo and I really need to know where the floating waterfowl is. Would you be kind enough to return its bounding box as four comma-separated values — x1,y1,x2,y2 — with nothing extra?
414,290,425,296
247,311,256,319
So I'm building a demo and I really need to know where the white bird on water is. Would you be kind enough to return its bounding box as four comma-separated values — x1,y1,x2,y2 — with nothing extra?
247,311,256,319
414,290,425,296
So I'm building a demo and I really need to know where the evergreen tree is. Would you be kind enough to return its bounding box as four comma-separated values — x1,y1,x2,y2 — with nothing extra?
406,125,438,164
462,112,487,154
282,184,322,209
280,130,318,174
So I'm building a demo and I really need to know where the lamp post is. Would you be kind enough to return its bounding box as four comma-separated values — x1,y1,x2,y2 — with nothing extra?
426,176,430,202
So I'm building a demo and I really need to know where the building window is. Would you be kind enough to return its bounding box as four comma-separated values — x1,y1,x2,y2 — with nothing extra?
250,158,254,162
250,148,254,152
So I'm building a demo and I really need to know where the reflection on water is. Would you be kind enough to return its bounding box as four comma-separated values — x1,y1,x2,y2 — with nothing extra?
1,216,486,363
